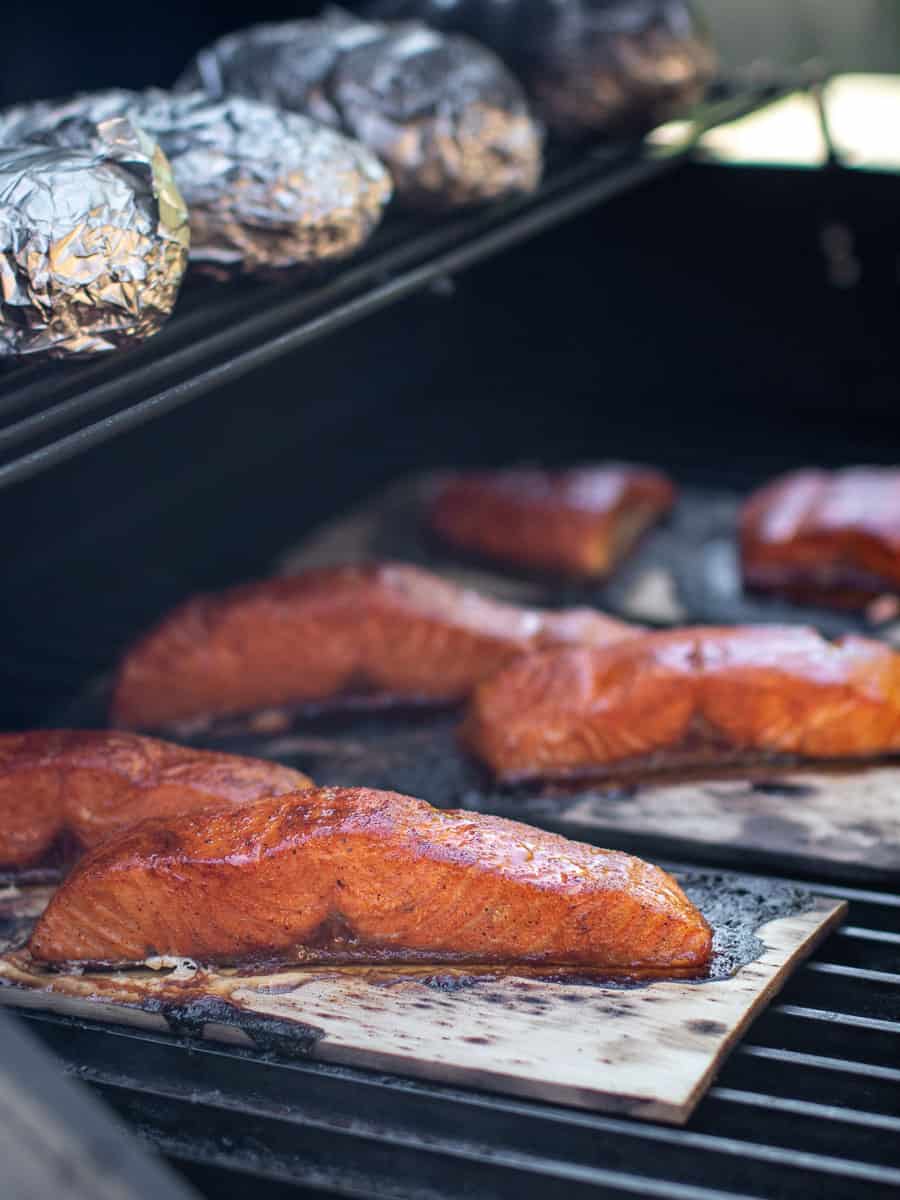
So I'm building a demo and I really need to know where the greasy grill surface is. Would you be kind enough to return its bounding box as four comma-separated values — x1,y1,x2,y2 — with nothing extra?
15,873,899,1200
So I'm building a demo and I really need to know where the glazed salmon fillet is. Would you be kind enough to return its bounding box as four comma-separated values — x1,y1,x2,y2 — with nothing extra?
28,786,712,974
111,563,637,730
0,731,312,871
429,465,676,577
462,626,900,781
741,467,900,608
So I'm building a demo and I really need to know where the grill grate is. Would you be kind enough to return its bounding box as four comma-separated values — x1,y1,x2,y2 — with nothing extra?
13,870,899,1200
0,78,797,492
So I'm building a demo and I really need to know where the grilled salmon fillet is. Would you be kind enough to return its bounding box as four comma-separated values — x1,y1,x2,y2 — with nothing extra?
429,465,676,577
741,467,900,608
28,786,711,973
0,731,312,872
462,625,900,781
111,563,637,730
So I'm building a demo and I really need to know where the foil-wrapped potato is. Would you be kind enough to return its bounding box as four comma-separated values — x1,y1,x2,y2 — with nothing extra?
0,121,189,360
0,90,392,274
177,10,542,210
369,0,717,137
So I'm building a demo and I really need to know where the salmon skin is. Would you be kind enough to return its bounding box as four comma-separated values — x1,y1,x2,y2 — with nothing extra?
741,467,900,609
429,464,676,578
462,625,900,782
111,563,637,731
28,786,712,974
0,731,312,872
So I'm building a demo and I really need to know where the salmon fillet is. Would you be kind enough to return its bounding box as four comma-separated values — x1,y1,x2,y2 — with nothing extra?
111,563,637,730
462,625,900,781
741,468,900,608
28,786,712,973
0,731,312,871
429,465,676,577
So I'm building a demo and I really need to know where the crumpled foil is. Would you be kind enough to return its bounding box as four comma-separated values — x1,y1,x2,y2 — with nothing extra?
0,90,392,274
176,9,542,210
368,0,718,137
0,120,189,359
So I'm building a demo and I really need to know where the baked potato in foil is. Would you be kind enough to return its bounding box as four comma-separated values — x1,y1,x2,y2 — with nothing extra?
0,90,392,274
368,0,717,137
0,121,188,360
177,9,542,210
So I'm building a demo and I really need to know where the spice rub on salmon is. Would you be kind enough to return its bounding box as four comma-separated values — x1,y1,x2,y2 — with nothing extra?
462,625,900,782
429,465,676,577
28,786,712,974
741,467,900,608
0,731,312,872
110,563,638,731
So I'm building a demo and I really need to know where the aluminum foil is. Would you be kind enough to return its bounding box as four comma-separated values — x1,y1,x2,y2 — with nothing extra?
0,120,188,360
369,0,718,136
177,10,542,210
0,90,392,274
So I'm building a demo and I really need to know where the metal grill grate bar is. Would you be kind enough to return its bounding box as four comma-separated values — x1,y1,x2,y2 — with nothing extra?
79,1065,900,1185
154,1134,769,1200
838,927,900,945
805,963,900,985
708,1090,900,1134
738,1045,900,1082
772,1003,900,1033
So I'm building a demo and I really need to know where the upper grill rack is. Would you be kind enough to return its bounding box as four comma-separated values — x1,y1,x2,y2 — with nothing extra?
0,76,798,492
14,869,900,1200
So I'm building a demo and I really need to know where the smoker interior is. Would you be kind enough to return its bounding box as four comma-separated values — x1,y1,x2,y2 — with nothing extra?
2,148,900,1198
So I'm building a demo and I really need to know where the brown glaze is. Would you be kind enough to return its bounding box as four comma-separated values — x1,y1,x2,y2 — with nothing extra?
110,563,638,730
429,465,676,577
0,731,312,872
740,468,900,608
462,626,900,781
28,786,712,973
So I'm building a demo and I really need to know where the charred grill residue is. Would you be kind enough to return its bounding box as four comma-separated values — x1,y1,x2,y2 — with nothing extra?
681,872,811,982
150,994,325,1057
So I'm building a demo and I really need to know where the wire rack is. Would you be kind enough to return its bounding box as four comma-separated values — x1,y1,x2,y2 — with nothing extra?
0,77,798,492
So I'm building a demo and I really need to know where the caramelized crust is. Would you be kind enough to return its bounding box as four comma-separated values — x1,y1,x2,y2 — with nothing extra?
0,731,312,871
462,626,900,781
429,465,676,577
29,786,711,972
741,468,900,607
110,563,637,730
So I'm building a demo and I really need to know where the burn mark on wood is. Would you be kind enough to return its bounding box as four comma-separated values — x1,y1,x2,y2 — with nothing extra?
148,994,326,1057
251,980,303,996
750,780,819,799
421,973,485,993
686,1018,728,1036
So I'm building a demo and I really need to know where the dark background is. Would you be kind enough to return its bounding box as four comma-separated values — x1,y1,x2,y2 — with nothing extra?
3,0,900,103
1,3,899,726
